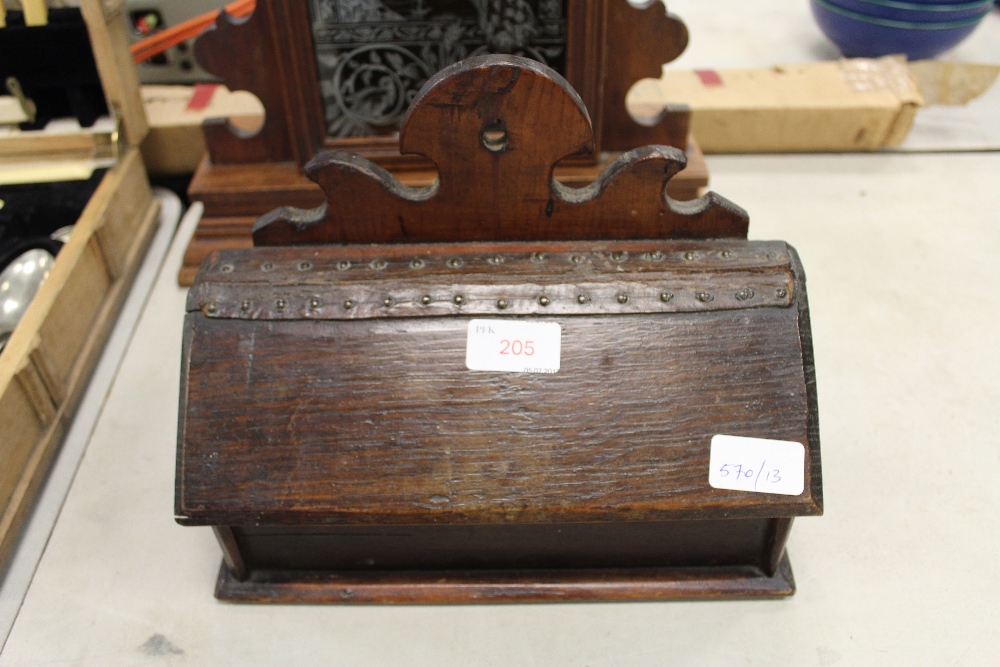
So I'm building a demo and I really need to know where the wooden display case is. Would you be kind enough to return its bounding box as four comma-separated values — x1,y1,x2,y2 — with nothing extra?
0,0,161,568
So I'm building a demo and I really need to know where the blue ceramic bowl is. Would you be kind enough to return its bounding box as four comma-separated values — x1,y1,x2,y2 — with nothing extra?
811,0,988,58
824,0,992,22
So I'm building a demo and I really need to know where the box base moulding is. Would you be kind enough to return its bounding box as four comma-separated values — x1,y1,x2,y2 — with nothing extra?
214,554,796,604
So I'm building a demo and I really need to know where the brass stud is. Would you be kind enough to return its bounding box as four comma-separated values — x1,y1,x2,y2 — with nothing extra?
410,258,425,269
420,295,432,305
343,299,355,310
695,291,714,303
241,299,251,311
337,260,351,270
616,293,628,304
531,252,547,262
309,297,320,309
538,295,551,307
721,250,734,259
298,261,312,271
276,298,287,309
647,251,664,261
220,264,234,273
447,257,464,268
736,287,754,301
382,297,394,307
659,291,674,302
371,259,387,270
453,295,465,305
496,298,509,310
577,294,589,304
488,255,504,265
610,250,626,262
776,287,789,299
261,261,274,272
570,254,584,264
205,301,217,314
683,251,696,261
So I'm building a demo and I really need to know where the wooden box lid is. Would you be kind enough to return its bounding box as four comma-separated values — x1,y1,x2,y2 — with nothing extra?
177,238,821,526
177,56,821,530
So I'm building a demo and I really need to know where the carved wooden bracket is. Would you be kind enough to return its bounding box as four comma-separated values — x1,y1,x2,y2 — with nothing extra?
252,55,747,247
601,0,691,151
194,7,290,163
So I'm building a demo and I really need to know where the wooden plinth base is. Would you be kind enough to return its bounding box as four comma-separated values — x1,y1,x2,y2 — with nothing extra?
179,136,710,286
215,553,795,604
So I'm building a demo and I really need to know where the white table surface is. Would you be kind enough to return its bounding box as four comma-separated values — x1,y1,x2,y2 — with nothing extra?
3,3,1000,666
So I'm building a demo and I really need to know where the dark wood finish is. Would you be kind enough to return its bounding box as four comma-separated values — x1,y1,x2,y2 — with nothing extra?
194,6,291,164
177,57,820,603
213,553,796,604
178,240,818,528
193,0,324,165
600,0,691,151
177,240,821,602
192,0,693,168
230,519,775,572
182,0,701,285
179,136,710,285
252,56,745,246
192,0,611,169
763,518,795,577
212,526,249,581
187,239,798,322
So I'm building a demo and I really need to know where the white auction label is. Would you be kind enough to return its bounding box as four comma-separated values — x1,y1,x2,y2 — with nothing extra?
465,319,561,373
708,434,805,496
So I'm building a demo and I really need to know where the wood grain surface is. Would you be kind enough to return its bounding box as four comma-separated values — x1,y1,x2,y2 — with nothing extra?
177,47,819,605
213,553,796,603
601,0,691,151
252,56,746,246
194,4,294,164
177,236,819,527
187,239,795,321
178,138,711,286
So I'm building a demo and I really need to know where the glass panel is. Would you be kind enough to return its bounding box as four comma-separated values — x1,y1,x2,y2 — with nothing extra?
307,0,568,138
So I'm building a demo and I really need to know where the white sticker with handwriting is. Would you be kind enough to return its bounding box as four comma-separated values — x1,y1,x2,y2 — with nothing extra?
708,434,805,496
465,319,561,374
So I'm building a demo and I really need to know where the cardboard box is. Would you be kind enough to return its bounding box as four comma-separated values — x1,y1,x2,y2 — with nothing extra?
140,84,263,175
630,57,923,153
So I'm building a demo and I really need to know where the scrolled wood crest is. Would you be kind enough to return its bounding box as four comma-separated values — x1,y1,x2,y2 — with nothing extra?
253,55,748,247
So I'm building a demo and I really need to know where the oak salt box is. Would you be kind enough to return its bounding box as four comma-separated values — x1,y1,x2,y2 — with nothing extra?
176,56,823,603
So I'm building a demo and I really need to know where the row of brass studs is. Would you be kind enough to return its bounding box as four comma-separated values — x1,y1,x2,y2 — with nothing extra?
223,249,764,275
206,287,786,315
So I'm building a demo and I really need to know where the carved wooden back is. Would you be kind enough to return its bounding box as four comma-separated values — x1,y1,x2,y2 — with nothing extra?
192,0,693,168
252,55,748,247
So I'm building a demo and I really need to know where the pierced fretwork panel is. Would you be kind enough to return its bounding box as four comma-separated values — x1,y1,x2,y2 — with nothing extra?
307,0,568,137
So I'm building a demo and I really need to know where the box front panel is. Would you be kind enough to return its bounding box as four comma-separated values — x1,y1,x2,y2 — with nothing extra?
233,518,777,573
178,305,814,524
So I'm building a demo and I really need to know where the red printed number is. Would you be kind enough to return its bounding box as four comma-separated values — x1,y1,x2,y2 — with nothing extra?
499,339,535,356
